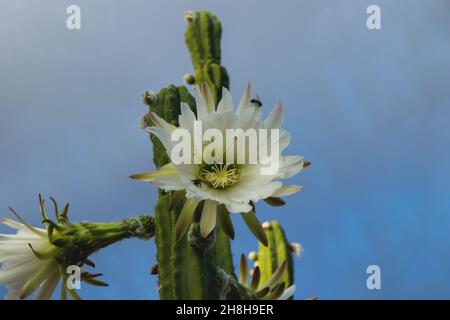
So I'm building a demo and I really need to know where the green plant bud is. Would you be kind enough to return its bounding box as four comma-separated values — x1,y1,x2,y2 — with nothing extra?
141,90,157,106
183,73,195,85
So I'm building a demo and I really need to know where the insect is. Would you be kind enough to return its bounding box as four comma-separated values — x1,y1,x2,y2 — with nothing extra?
192,179,202,186
250,95,263,108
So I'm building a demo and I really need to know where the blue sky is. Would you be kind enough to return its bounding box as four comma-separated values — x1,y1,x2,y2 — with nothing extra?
1,0,450,299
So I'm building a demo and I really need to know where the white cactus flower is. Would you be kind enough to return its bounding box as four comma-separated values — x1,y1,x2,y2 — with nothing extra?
0,217,61,300
132,83,307,243
0,196,127,300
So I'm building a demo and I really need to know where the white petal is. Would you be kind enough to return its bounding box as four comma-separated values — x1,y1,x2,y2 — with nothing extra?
179,102,197,131
0,232,41,242
193,85,210,120
1,219,46,237
271,185,303,197
278,130,291,153
217,87,233,114
0,259,41,284
239,105,262,130
278,156,305,179
146,126,175,153
225,202,252,213
34,264,60,300
173,163,197,179
241,181,282,202
200,200,217,237
236,82,252,116
153,176,190,191
148,112,177,134
264,101,284,129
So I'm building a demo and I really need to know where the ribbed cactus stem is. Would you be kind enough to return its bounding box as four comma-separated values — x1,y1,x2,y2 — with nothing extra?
183,10,234,277
154,195,221,299
184,11,230,103
144,83,233,299
142,85,195,169
256,221,295,298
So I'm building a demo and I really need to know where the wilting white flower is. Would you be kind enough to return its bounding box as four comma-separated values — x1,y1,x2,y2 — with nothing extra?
0,196,149,300
132,83,307,243
0,217,61,300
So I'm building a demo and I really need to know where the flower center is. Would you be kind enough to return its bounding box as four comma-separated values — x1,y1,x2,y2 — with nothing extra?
199,163,241,189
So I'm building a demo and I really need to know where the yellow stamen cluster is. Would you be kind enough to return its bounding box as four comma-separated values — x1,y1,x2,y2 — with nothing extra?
200,163,240,189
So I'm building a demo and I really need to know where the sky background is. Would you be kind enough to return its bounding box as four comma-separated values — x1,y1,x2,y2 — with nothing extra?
1,0,450,299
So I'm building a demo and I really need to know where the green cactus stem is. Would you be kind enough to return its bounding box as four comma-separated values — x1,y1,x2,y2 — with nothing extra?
143,84,233,299
183,11,234,275
251,220,296,298
184,11,230,104
141,85,195,169
140,11,239,300
6,195,156,298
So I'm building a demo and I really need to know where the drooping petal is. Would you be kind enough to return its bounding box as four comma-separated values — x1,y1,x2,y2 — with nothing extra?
271,184,303,197
19,260,55,299
175,198,200,241
216,205,235,240
240,211,268,247
0,258,42,287
200,200,217,238
239,254,249,286
34,264,60,300
130,163,177,182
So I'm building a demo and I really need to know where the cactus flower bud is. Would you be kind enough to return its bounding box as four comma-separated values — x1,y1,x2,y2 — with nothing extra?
184,11,195,22
183,73,195,85
141,90,157,106
248,251,258,261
